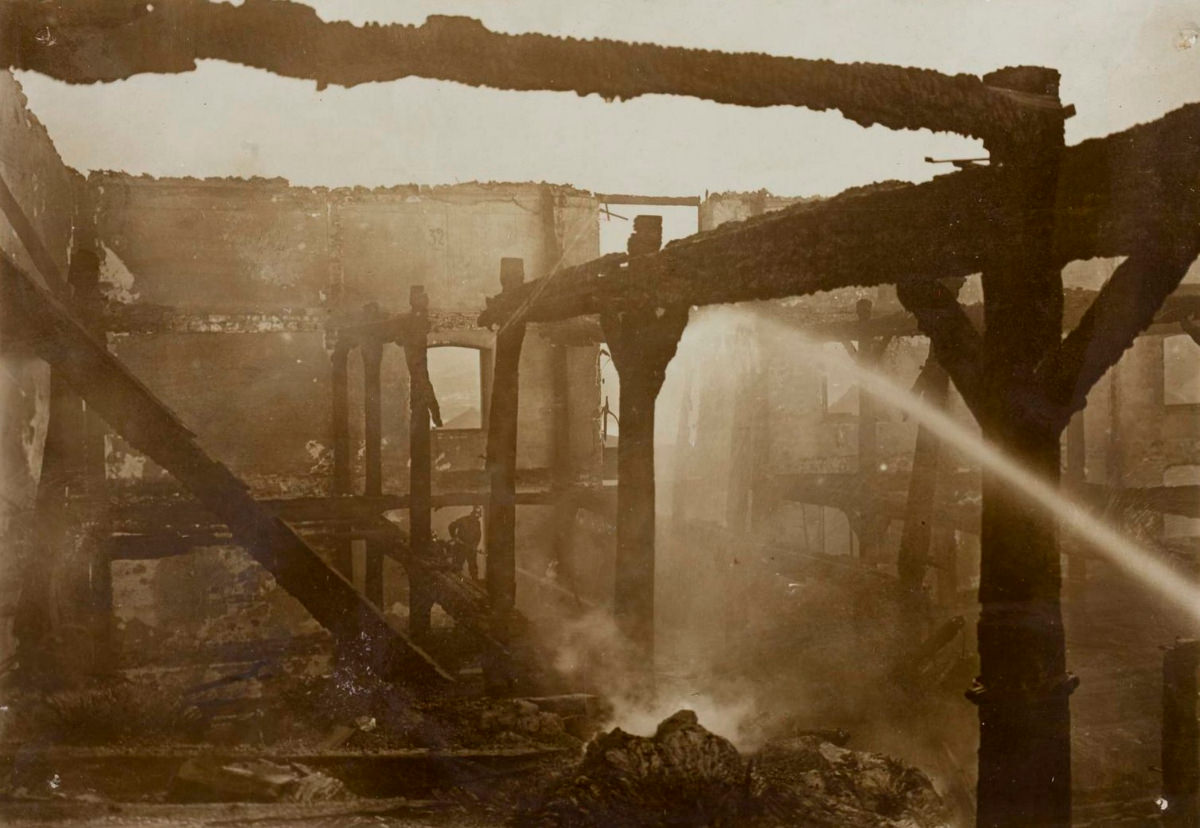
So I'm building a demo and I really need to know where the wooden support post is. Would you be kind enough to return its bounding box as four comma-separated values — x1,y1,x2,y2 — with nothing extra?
971,67,1074,828
329,343,353,576
360,313,385,607
406,286,437,640
897,357,950,617
1064,410,1088,603
934,530,958,609
551,342,576,589
600,216,689,671
855,298,881,563
485,258,527,692
1163,639,1200,827
331,344,352,493
361,337,384,498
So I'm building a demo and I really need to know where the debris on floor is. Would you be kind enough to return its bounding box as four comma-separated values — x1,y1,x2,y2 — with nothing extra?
517,709,950,827
167,757,347,803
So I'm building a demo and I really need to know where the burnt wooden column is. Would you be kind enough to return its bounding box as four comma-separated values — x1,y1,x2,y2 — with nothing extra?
1064,410,1088,602
551,342,577,589
897,357,950,616
1163,639,1200,827
405,286,439,640
484,259,527,692
485,259,527,612
600,215,689,669
971,67,1074,828
329,342,353,576
361,313,385,497
360,304,385,606
855,299,881,562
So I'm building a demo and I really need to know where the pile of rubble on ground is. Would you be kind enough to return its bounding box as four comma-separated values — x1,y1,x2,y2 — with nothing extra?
517,709,950,828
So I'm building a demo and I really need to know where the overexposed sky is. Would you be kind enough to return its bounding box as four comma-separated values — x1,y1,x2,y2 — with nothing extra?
16,0,1200,197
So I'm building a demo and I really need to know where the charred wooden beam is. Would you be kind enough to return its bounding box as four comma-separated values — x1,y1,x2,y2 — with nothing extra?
1163,639,1200,827
896,358,951,611
1037,240,1200,427
484,258,527,693
0,250,452,685
1064,411,1088,599
970,67,1072,828
405,287,438,640
107,488,573,532
2,2,1054,143
329,344,353,576
360,305,386,499
768,286,1200,342
479,104,1200,329
105,305,327,335
600,216,689,666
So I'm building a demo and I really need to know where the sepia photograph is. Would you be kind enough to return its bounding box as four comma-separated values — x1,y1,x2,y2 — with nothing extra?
0,2,1199,825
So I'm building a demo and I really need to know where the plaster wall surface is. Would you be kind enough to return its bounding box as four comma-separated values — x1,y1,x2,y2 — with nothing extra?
89,175,602,492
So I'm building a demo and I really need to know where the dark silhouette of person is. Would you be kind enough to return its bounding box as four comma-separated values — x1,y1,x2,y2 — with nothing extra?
447,506,483,580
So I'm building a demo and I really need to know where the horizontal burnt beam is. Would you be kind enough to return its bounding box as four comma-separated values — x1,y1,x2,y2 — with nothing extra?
108,488,588,533
105,304,327,335
2,2,1048,143
770,286,1200,341
597,194,702,207
478,104,1200,328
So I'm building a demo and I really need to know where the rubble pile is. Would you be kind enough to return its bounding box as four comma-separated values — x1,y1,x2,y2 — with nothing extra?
518,710,950,828
754,736,950,827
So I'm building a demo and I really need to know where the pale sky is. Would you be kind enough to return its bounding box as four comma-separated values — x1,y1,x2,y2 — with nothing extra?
16,0,1200,198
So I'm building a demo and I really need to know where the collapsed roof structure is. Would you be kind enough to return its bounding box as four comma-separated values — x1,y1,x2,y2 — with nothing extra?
3,3,1199,825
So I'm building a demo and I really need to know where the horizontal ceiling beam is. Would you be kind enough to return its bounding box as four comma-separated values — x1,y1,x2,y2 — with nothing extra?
3,1,1051,143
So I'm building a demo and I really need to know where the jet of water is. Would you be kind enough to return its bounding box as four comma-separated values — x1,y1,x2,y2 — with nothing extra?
726,309,1200,627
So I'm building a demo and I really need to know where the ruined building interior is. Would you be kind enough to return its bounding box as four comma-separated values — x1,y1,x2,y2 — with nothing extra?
1,3,1199,827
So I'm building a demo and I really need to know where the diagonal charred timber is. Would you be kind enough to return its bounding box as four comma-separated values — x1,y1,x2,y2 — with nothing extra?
479,103,1200,331
1036,239,1200,427
0,250,453,686
2,2,1054,144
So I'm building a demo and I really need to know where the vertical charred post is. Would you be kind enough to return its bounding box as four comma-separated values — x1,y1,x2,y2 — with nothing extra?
1064,411,1087,604
971,67,1075,828
855,298,881,562
360,304,386,608
897,356,950,617
484,258,527,691
329,341,352,576
601,215,689,675
1163,639,1200,827
551,341,576,589
406,286,436,641
361,304,385,498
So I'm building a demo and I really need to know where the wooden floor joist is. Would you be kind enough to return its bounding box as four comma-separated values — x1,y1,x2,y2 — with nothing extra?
0,250,453,685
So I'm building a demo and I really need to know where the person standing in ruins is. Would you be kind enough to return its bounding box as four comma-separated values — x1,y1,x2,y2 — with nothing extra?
448,506,483,580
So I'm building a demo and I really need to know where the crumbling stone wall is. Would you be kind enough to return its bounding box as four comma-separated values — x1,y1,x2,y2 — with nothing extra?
0,69,82,666
89,175,601,490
